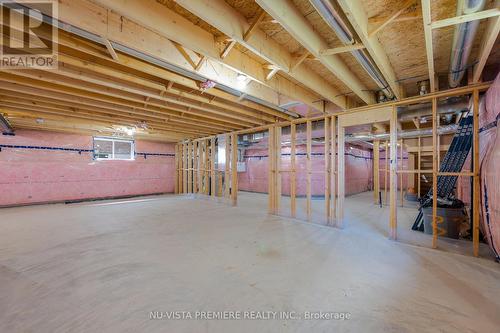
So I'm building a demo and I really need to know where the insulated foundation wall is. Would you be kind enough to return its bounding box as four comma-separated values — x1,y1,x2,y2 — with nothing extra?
238,143,372,196
0,130,175,206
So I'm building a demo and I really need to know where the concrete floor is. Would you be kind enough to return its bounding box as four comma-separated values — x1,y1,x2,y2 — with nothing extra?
1,192,499,332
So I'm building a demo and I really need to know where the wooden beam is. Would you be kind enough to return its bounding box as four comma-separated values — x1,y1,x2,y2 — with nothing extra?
256,0,376,104
319,43,365,56
59,0,319,111
265,67,280,81
431,8,500,29
243,10,266,41
336,0,402,99
173,0,348,109
368,0,416,37
220,40,237,59
290,51,310,73
369,10,421,26
101,37,119,61
422,0,436,92
172,41,198,70
473,15,500,83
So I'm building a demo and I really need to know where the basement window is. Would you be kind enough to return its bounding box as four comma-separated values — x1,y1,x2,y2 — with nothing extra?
93,137,134,160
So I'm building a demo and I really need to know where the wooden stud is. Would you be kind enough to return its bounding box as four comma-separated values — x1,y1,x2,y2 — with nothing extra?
324,117,331,220
306,120,312,221
417,137,421,198
473,89,480,256
225,134,231,199
183,143,188,194
231,134,238,206
389,106,398,240
275,127,282,213
337,121,345,227
268,126,275,214
290,123,297,218
210,138,216,197
331,116,336,221
385,141,389,205
188,142,193,193
400,139,404,207
373,140,380,204
432,98,438,249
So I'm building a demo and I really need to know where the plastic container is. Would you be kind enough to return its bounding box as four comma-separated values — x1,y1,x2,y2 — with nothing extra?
422,207,467,239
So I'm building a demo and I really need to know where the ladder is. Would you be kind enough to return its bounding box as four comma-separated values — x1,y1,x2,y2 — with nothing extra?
412,112,473,231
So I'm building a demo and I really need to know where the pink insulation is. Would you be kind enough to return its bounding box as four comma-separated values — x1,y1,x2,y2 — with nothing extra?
456,73,500,258
0,130,176,206
480,74,500,259
238,144,373,196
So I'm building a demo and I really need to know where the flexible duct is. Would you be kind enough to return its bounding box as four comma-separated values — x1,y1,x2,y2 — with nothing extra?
309,0,395,99
448,0,486,88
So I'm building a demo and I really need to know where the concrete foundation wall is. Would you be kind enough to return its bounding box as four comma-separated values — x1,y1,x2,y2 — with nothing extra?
0,130,175,206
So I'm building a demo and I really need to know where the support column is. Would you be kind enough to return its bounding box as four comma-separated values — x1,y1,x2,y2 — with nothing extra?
389,106,398,240
290,123,296,218
306,120,312,221
473,89,480,256
231,134,238,206
373,140,380,204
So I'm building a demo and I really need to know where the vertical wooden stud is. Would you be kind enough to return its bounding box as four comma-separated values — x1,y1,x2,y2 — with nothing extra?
384,141,389,205
337,121,345,227
231,134,238,206
225,134,230,199
306,120,312,221
400,139,404,207
473,89,480,256
389,106,398,240
324,117,331,220
373,140,380,204
331,116,336,221
210,138,216,197
275,126,282,213
432,98,438,249
290,123,297,218
417,136,421,198
268,127,275,214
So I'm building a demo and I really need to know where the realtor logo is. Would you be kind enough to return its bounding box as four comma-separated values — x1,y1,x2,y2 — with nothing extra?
0,0,58,69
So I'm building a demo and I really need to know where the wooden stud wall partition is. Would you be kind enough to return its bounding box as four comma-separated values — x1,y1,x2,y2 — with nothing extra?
175,136,238,204
180,83,488,257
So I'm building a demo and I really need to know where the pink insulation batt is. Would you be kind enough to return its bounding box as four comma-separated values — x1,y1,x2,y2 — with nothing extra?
0,130,176,206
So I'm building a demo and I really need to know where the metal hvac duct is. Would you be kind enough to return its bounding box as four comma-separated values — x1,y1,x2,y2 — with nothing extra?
309,0,395,100
345,124,459,142
448,0,487,88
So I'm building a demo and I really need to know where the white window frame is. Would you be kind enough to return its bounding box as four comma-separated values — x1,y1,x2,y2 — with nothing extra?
93,137,135,161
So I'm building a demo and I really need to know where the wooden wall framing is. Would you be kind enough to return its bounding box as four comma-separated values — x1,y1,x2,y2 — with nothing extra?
177,84,487,257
